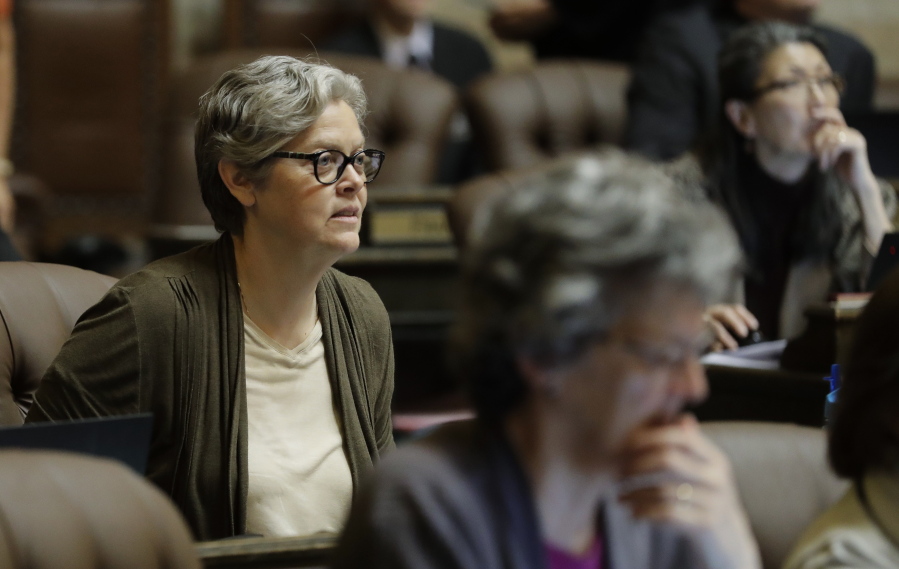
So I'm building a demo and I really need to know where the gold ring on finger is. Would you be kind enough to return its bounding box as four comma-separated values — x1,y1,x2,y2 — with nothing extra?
676,482,694,502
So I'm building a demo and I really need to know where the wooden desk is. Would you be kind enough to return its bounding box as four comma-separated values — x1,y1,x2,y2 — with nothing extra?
696,365,829,427
197,534,336,569
780,301,865,374
336,245,461,410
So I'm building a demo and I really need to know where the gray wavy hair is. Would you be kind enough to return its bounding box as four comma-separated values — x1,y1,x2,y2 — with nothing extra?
454,150,742,420
195,55,368,236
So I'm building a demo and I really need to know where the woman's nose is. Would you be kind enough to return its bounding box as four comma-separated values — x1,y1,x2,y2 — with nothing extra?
337,164,365,194
671,355,709,405
807,80,829,107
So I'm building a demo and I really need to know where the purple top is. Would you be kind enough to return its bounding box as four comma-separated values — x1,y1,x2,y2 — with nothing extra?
544,536,604,569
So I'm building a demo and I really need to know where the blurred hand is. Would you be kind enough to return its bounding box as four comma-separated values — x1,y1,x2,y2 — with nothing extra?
489,0,556,41
617,415,761,569
704,304,759,351
810,107,875,194
0,177,14,233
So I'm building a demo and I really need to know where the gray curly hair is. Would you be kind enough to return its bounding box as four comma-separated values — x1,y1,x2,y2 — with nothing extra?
195,55,368,236
453,150,742,420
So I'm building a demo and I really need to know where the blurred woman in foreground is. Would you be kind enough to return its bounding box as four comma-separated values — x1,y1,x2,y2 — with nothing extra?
332,152,760,569
784,267,899,568
692,22,895,348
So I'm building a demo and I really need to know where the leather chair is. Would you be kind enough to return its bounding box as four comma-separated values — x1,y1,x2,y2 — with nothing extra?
448,167,536,250
702,421,848,569
448,155,596,249
0,450,199,568
7,173,50,260
465,60,630,172
0,261,116,426
223,0,363,50
151,49,458,257
13,0,169,250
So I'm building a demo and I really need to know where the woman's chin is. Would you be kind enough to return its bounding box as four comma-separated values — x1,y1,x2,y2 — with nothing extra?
330,234,361,257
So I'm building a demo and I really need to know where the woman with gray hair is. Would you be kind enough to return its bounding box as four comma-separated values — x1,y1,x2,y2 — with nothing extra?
332,151,761,569
27,56,395,540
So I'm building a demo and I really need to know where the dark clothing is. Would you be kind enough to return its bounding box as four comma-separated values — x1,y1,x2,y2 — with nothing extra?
332,420,730,569
532,0,700,63
667,155,897,338
739,157,814,338
27,235,395,540
625,4,876,160
325,21,493,90
0,228,20,261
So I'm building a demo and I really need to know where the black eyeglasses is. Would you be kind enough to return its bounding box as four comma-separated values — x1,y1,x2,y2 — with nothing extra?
268,149,386,184
753,73,845,100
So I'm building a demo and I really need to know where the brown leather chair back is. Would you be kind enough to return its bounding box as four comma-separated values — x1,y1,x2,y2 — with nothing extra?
448,154,599,249
319,52,459,184
223,0,363,50
14,0,169,247
0,450,199,568
465,60,630,172
448,168,535,250
0,262,116,425
702,422,848,569
8,173,51,260
153,49,458,252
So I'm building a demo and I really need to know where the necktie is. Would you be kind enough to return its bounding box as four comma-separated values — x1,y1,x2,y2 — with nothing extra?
407,52,431,72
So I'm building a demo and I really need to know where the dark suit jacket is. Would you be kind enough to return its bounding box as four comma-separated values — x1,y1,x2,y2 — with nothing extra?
624,4,876,160
325,21,493,90
332,420,735,569
0,229,20,261
531,0,701,62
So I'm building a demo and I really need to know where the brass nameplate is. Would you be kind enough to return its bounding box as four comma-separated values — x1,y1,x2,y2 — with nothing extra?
370,206,452,245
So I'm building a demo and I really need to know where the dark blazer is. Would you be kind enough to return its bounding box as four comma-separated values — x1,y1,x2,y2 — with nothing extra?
325,21,493,90
332,420,735,569
624,4,876,160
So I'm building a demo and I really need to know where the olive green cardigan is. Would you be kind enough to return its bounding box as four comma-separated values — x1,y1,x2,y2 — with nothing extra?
27,235,395,540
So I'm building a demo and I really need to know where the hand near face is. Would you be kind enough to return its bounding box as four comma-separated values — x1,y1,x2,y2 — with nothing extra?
810,108,876,192
703,304,759,351
617,415,761,569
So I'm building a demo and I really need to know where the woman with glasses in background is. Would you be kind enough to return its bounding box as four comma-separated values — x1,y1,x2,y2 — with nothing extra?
27,55,395,541
684,22,895,348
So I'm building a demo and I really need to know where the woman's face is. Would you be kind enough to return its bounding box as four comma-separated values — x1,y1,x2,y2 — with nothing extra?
541,285,709,469
739,42,840,160
249,100,368,257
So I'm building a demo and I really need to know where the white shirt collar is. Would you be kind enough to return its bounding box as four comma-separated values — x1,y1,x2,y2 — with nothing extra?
372,17,434,70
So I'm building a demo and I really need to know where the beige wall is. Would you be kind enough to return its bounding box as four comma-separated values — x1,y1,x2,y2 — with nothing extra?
817,0,899,81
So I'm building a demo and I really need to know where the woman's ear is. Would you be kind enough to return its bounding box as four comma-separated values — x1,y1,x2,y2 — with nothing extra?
516,355,563,398
724,99,756,139
218,160,256,207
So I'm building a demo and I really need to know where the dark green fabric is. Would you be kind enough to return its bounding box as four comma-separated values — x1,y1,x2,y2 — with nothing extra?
27,235,395,540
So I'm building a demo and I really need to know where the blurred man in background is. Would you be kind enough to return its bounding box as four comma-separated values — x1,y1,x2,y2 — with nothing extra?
326,0,493,90
490,0,699,63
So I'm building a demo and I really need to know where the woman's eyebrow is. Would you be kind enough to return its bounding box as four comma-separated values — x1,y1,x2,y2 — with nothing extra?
303,138,366,151
785,64,830,76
